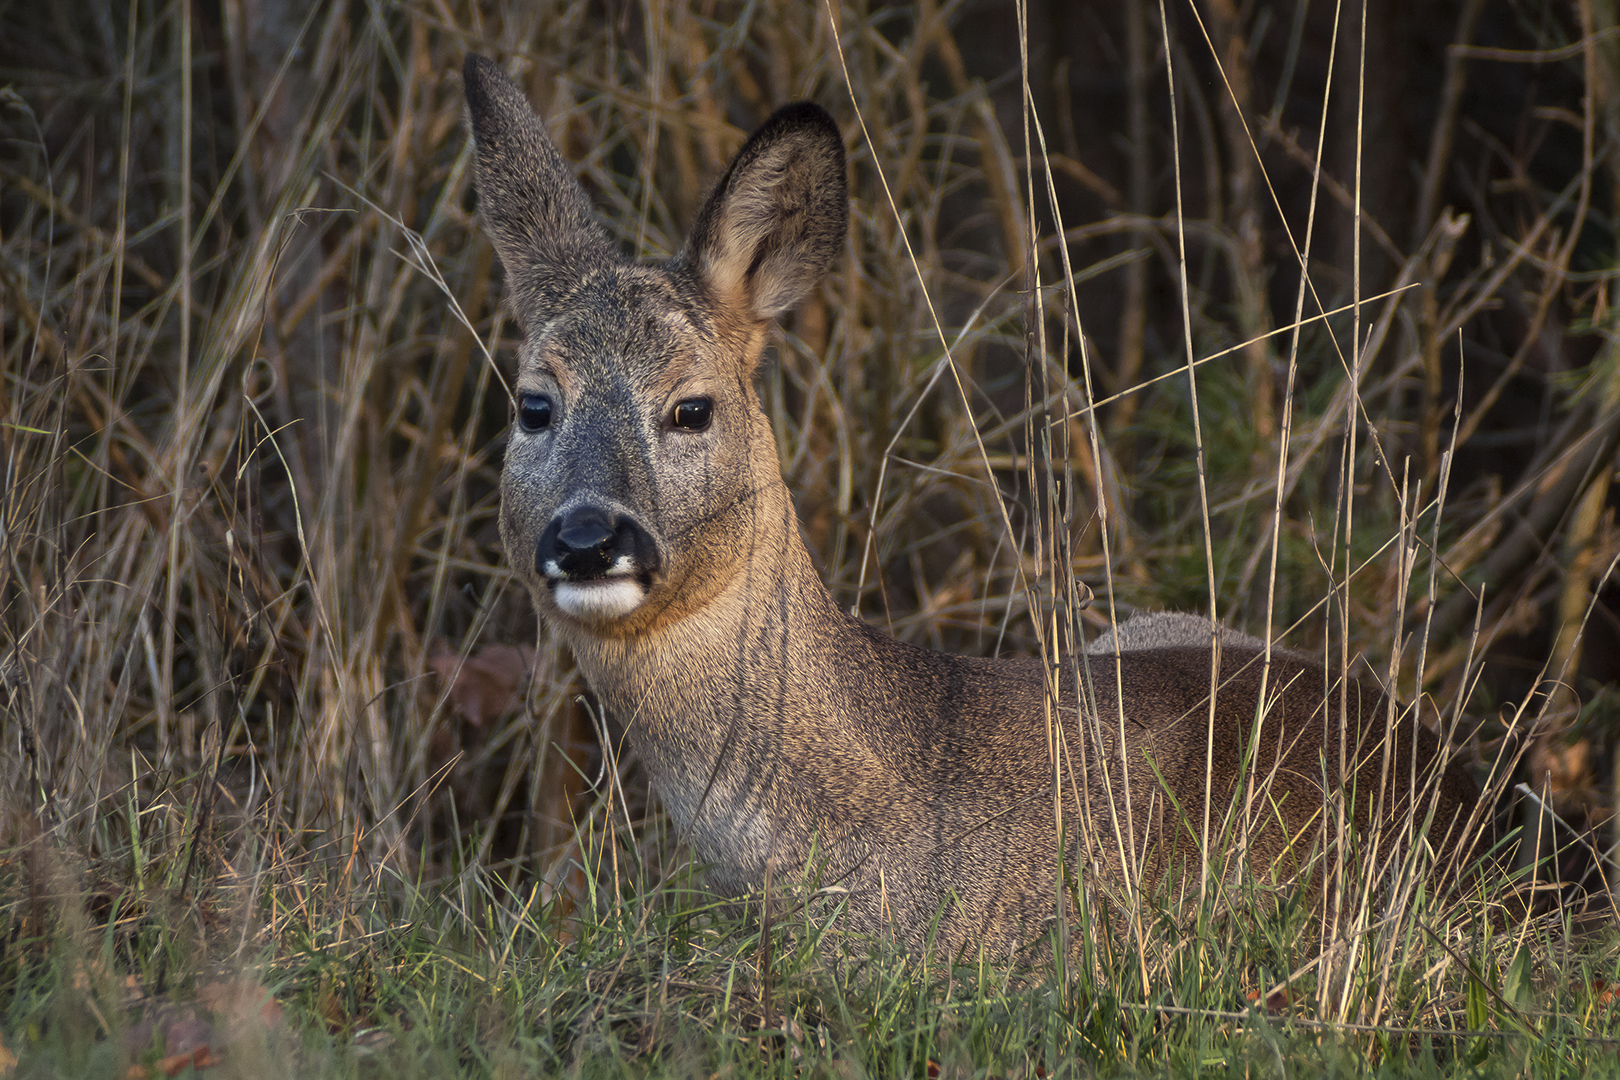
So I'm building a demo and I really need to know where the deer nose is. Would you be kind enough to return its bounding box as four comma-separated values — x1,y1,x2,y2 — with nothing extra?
557,508,615,558
542,506,616,578
537,506,659,581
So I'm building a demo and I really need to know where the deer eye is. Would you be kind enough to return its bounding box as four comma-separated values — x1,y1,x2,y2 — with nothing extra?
517,393,552,432
671,397,712,431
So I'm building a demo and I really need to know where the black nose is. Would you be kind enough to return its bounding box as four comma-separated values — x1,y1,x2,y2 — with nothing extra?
536,505,659,580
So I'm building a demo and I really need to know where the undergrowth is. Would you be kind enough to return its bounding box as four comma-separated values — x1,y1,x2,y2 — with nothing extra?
2,0,1618,1075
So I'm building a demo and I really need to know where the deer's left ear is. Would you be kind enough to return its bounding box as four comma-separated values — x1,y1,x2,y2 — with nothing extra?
684,103,847,324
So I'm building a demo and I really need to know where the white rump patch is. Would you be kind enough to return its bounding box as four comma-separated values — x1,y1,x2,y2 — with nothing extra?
553,578,645,620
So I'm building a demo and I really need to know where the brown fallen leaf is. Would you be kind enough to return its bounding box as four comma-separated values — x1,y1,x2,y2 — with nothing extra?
121,978,283,1077
427,641,535,726
1528,733,1602,818
196,979,284,1038
123,1044,222,1079
1247,987,1293,1013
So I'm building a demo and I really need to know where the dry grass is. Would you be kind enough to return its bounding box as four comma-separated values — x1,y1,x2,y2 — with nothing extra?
1,0,1618,1074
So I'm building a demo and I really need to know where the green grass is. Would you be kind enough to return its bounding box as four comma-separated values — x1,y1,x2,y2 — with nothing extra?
2,0,1618,1075
4,836,1618,1077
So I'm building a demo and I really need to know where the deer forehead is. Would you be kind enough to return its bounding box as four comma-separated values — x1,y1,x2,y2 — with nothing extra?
518,269,738,390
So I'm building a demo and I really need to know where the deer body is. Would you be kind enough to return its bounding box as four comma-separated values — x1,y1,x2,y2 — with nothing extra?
463,56,1480,962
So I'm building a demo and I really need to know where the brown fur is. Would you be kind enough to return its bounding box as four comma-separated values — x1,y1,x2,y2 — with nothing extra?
463,55,1481,964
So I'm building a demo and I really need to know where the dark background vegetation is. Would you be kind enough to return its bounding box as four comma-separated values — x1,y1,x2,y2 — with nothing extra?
1,0,1618,1072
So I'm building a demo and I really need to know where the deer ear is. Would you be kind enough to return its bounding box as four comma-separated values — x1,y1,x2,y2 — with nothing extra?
463,55,618,326
685,103,847,324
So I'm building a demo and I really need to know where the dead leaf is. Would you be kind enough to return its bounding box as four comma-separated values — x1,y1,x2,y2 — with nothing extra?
196,979,284,1036
123,1045,221,1079
1529,734,1602,816
427,641,535,726
1247,987,1293,1013
121,979,281,1077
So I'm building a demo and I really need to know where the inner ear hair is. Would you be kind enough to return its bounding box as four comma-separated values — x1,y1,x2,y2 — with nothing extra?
685,102,848,326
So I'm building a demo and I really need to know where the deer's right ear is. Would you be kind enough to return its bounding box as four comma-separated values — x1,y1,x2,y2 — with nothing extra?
463,55,617,324
685,102,847,327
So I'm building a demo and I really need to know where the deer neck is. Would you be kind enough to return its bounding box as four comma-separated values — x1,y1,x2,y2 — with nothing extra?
565,505,836,715
555,474,867,884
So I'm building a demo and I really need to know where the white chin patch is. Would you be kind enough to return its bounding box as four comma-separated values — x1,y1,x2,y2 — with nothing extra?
552,578,646,621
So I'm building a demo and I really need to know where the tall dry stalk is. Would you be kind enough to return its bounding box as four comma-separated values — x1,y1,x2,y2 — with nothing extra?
0,0,1613,1031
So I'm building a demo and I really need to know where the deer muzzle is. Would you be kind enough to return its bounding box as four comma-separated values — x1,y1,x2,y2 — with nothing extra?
536,504,661,621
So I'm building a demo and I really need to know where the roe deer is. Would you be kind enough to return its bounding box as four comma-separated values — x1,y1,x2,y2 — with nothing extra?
462,55,1482,963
